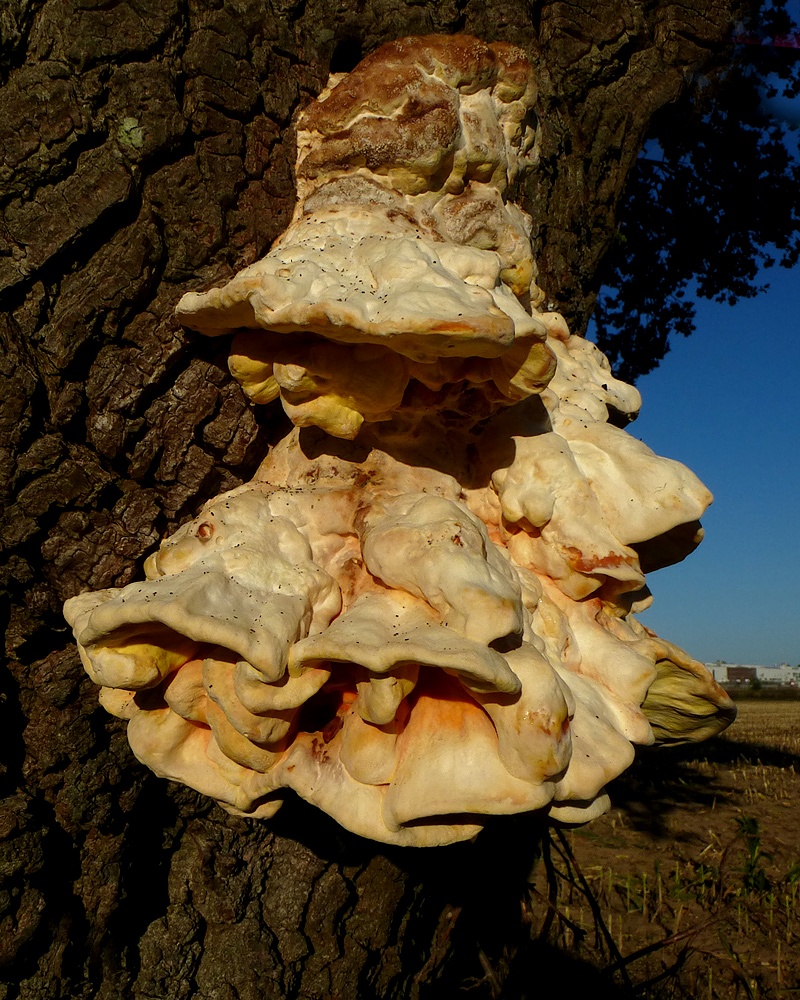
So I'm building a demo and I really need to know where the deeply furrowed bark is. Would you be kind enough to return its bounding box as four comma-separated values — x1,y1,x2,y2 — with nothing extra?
1,1,748,996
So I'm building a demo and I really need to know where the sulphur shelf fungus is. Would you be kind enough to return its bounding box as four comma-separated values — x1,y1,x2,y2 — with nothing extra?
65,34,735,847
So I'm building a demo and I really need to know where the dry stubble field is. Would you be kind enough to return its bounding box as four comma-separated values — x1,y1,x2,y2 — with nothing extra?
530,699,800,999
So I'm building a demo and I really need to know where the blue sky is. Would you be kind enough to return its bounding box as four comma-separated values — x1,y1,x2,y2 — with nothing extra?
623,264,800,666
622,13,800,666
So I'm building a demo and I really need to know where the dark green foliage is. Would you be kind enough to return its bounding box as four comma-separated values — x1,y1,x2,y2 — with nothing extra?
593,1,800,382
737,816,773,894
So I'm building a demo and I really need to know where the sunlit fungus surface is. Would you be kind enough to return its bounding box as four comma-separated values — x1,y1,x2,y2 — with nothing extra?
65,35,734,847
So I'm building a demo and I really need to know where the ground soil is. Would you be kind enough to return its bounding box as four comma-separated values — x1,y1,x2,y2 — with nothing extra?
543,700,800,999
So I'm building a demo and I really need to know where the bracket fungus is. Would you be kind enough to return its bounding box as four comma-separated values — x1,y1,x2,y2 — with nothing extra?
65,34,735,847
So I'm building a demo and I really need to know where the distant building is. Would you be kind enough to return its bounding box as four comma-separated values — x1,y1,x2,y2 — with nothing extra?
707,663,729,683
705,662,800,685
756,663,800,685
727,666,758,683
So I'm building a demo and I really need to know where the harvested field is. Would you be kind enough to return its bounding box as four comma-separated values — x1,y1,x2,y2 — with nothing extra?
528,700,800,999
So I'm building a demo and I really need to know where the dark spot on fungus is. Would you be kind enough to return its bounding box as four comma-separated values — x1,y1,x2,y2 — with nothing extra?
321,715,343,743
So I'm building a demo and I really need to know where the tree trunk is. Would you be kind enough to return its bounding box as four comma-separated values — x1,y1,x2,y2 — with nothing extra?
1,1,748,996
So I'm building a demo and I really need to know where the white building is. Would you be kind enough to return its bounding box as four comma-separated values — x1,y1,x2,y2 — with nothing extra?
705,662,800,685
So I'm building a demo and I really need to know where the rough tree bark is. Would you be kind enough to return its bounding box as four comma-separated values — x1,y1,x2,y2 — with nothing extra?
1,2,748,997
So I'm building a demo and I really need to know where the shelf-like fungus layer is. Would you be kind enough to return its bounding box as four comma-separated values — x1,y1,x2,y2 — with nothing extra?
65,34,734,847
